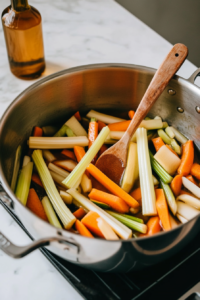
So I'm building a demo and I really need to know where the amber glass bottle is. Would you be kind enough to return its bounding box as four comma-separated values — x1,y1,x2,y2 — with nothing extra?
1,0,45,79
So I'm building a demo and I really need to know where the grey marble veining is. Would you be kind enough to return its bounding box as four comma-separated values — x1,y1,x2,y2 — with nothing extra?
0,0,197,299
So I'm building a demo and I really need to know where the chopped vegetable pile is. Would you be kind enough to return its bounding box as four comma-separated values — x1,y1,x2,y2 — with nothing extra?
11,109,200,240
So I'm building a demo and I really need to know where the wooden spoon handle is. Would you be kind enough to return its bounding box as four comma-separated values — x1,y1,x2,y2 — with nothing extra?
126,43,188,138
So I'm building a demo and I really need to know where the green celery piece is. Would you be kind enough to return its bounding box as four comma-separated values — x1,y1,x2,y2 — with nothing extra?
91,200,111,209
32,150,76,229
157,129,172,144
42,196,62,228
170,126,188,144
149,150,173,184
62,126,110,189
171,139,182,155
120,213,144,224
11,145,22,192
54,124,68,137
165,126,175,139
105,210,147,233
65,125,76,137
15,161,33,205
160,179,177,215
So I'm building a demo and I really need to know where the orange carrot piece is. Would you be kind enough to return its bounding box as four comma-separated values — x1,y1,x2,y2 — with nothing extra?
130,187,142,206
170,175,182,197
108,120,131,131
31,173,44,188
75,220,94,238
166,145,179,157
26,189,48,221
177,140,194,176
61,149,76,161
33,126,43,137
191,163,200,180
74,146,86,162
186,175,198,186
152,137,165,152
141,216,161,236
87,164,139,208
73,208,86,219
98,120,106,132
180,190,193,196
99,144,108,156
81,211,104,238
128,110,135,119
74,111,81,121
155,189,171,231
89,188,129,213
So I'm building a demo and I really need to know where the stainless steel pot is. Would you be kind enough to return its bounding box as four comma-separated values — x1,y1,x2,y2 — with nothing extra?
0,63,200,273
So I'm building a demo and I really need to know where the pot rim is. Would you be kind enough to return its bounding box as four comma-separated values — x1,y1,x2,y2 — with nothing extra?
0,62,199,243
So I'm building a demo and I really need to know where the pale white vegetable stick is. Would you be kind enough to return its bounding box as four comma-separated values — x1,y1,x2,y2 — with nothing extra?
60,191,73,205
81,173,92,193
152,175,159,186
49,170,66,189
176,194,200,210
86,110,125,124
154,145,181,175
43,150,56,162
54,160,77,172
65,116,87,136
97,217,119,240
22,156,31,167
169,214,179,228
182,177,200,198
176,201,199,220
176,213,187,224
48,163,69,178
29,136,89,149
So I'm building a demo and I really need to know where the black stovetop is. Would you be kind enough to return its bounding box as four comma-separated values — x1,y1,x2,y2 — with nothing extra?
1,198,200,300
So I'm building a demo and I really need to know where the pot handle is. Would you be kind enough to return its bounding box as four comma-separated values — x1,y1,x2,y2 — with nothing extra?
0,231,80,258
188,67,200,84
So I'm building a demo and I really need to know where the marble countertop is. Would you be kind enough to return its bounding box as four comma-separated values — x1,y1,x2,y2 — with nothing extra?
0,0,197,299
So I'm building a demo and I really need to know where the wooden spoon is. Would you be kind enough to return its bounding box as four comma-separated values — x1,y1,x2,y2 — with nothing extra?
94,43,188,186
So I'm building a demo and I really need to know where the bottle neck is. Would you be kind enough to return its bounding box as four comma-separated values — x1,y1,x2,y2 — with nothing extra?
11,0,30,11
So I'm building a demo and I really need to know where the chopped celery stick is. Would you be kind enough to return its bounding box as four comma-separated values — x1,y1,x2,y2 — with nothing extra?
62,126,110,189
32,150,76,229
121,142,138,193
136,128,157,216
60,191,73,205
152,175,159,185
15,161,33,205
29,136,88,149
43,150,56,162
42,196,62,229
91,200,111,209
157,129,172,144
48,163,69,178
65,125,76,137
65,116,87,136
162,122,168,128
149,150,173,183
139,119,163,130
171,139,181,155
154,116,162,120
160,179,177,215
86,110,125,124
170,127,188,144
42,126,59,136
22,156,31,167
105,211,147,233
109,131,124,140
54,124,68,137
11,145,22,192
68,188,132,239
110,212,143,224
165,126,175,139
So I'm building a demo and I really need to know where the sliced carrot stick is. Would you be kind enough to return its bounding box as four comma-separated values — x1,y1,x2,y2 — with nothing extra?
88,188,129,213
177,140,194,176
81,211,104,238
75,220,94,238
99,144,108,156
87,164,139,208
33,126,43,137
61,149,76,161
74,111,81,121
186,175,198,186
191,163,200,180
74,146,86,162
98,120,106,132
166,145,179,157
88,118,98,164
170,175,182,197
26,188,48,221
140,216,161,236
31,173,44,188
130,187,142,206
152,137,165,152
73,208,87,219
155,189,171,231
108,120,131,132
180,189,193,196
128,110,135,119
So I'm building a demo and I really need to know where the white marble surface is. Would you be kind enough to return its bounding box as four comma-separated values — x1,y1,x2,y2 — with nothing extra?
0,0,197,299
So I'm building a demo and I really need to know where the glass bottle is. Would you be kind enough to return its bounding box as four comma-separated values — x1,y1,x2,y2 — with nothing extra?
1,0,45,79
